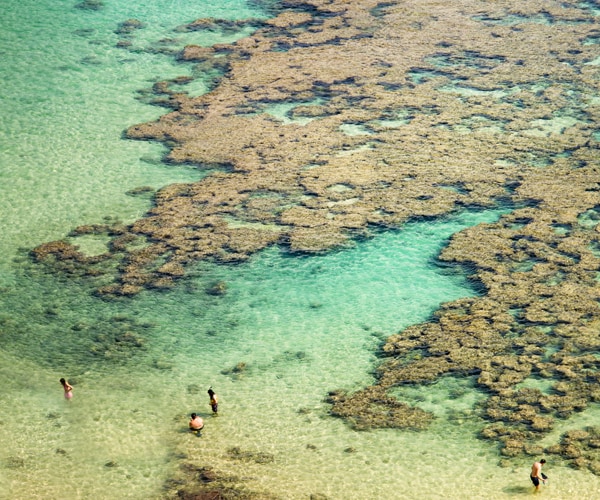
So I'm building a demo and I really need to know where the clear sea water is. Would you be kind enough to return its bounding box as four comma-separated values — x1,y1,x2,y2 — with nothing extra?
2,1,600,499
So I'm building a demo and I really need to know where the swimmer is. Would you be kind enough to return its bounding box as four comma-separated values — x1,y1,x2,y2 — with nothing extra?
60,378,73,400
208,388,218,414
530,458,547,491
189,413,204,434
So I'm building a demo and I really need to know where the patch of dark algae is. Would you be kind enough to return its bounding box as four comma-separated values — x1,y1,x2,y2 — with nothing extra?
32,0,600,482
165,463,279,500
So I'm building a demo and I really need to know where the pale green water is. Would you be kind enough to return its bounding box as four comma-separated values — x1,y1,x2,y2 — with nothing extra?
0,0,261,279
0,212,515,500
3,1,600,499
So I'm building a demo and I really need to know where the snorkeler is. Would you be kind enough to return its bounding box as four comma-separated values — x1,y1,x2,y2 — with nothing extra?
208,388,218,414
60,378,73,400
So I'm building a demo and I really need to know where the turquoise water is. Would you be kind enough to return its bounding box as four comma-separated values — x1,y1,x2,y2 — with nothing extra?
0,0,262,278
3,1,600,499
0,210,509,499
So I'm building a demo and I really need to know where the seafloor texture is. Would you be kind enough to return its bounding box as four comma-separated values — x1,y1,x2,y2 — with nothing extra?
33,0,600,482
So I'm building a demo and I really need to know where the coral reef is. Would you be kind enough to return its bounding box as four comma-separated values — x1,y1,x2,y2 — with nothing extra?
327,388,434,430
32,0,600,464
165,463,278,499
82,315,150,360
545,427,600,475
35,0,600,300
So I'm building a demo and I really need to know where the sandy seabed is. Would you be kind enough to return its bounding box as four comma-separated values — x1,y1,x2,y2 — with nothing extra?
4,0,600,498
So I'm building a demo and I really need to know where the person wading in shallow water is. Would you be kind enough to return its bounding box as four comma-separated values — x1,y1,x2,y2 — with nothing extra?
60,378,73,400
530,458,547,491
189,413,204,435
208,388,218,415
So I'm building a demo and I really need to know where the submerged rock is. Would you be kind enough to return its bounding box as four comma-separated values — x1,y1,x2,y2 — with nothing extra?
226,446,275,464
75,0,104,11
168,462,278,499
206,281,227,296
115,18,145,35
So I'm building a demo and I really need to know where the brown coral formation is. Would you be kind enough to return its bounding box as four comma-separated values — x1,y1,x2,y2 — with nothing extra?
166,463,277,500
34,0,600,297
545,427,600,475
365,192,600,453
32,0,600,461
326,388,434,430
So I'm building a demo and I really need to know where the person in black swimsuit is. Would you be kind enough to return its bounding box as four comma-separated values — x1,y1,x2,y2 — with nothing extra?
530,459,547,491
208,388,218,414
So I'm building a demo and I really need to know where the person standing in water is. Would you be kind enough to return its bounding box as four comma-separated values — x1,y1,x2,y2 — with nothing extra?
189,413,204,434
530,458,547,491
208,388,218,414
60,378,73,400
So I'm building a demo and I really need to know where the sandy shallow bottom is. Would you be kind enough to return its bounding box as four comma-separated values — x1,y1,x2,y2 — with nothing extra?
3,353,600,499
2,220,600,499
3,0,600,499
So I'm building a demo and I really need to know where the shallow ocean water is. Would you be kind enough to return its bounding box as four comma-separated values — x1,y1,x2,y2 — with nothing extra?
3,0,600,499
0,0,261,277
